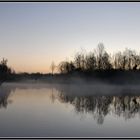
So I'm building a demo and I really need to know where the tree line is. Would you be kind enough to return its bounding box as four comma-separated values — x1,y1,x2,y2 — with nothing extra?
0,58,12,84
57,43,140,74
1,42,140,84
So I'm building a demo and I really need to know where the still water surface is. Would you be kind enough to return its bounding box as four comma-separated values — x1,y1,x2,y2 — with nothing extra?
0,83,140,137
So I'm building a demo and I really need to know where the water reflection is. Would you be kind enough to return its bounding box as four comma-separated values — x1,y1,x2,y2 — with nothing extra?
0,86,14,108
54,94,140,124
1,83,140,125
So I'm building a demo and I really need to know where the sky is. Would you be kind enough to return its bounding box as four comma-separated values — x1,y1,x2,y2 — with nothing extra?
0,2,140,73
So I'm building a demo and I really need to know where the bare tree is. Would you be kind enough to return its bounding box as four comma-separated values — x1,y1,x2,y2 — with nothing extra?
96,43,105,69
95,43,111,70
58,43,140,72
58,61,75,74
85,52,96,71
102,52,112,70
113,51,125,70
50,61,55,75
58,61,69,74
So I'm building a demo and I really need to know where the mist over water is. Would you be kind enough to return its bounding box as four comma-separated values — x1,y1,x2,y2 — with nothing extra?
4,78,140,95
0,82,140,137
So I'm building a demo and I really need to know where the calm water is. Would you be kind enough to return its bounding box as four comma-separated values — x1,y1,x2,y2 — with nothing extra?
0,82,140,137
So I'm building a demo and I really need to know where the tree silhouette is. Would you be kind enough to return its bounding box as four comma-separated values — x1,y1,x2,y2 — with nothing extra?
85,52,96,71
95,43,105,69
0,58,11,84
58,61,75,74
50,61,55,75
54,87,140,124
58,43,140,74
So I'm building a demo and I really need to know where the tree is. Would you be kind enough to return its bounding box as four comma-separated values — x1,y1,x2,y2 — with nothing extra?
95,43,111,70
58,61,69,74
50,61,55,75
113,48,140,70
74,49,86,71
58,61,75,74
131,54,140,70
0,58,11,84
85,52,97,71
123,48,135,70
102,52,112,70
74,53,84,71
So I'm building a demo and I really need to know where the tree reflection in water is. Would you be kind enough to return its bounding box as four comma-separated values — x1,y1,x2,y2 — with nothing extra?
0,83,140,125
52,91,140,125
0,86,13,108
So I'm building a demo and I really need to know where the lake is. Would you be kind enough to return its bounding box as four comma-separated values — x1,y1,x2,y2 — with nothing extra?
0,82,140,137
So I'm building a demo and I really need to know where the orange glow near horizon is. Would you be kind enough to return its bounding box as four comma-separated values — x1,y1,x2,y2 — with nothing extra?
1,3,140,73
9,60,67,74
10,62,59,74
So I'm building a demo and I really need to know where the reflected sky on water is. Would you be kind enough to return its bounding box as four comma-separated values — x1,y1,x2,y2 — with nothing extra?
0,83,140,137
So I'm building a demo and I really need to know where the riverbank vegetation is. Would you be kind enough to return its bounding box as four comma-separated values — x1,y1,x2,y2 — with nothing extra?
1,43,140,85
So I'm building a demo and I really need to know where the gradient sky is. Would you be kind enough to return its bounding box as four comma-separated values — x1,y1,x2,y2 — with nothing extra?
1,2,140,73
